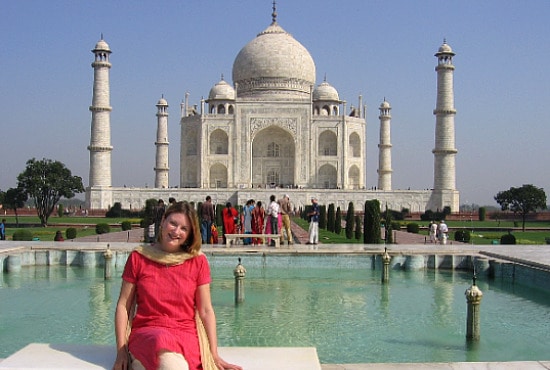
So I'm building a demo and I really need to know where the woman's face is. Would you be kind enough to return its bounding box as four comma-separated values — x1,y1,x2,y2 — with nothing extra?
159,212,192,253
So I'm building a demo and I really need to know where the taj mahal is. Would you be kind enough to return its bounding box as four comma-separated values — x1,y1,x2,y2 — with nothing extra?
85,5,459,213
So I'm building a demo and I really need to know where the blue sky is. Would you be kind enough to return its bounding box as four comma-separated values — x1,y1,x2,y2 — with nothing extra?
1,0,549,207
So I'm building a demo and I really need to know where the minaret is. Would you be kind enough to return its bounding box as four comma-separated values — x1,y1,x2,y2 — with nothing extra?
432,40,458,210
154,96,169,188
377,99,392,190
88,37,113,189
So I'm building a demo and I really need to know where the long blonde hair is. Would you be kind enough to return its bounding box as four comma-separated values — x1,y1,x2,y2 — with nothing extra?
159,201,202,254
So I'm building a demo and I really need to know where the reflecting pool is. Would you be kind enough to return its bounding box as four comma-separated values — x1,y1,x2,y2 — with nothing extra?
1,254,549,363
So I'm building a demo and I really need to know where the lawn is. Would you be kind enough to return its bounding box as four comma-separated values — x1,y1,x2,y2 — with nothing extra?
1,215,140,241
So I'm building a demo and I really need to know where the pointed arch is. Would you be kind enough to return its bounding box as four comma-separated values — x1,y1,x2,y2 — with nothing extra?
319,164,337,189
210,129,228,155
349,132,361,157
209,163,228,188
319,130,337,156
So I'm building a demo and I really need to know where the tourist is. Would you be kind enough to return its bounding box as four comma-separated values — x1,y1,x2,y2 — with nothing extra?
200,195,215,244
429,221,438,243
54,230,64,242
307,197,320,245
266,195,279,246
0,219,5,240
168,197,176,207
251,200,265,245
438,220,448,245
222,202,238,245
112,201,242,370
279,194,293,245
242,199,255,245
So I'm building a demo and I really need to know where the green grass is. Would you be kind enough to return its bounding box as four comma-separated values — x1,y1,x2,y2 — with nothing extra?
2,215,138,241
293,217,550,245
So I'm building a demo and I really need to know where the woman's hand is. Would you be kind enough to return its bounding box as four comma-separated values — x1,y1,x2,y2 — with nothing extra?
213,354,243,370
112,346,130,370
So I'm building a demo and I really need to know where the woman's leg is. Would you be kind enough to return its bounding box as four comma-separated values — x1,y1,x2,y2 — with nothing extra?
158,350,189,370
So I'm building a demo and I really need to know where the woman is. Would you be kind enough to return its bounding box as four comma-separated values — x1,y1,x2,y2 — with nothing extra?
251,201,265,246
242,199,255,245
222,202,238,245
113,201,241,370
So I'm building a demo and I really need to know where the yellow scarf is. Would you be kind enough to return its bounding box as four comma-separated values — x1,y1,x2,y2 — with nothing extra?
131,244,218,370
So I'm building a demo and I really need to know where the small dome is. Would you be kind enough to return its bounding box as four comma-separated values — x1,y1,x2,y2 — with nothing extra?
435,40,455,56
380,100,391,109
313,81,339,101
157,97,168,106
93,39,111,52
208,79,235,100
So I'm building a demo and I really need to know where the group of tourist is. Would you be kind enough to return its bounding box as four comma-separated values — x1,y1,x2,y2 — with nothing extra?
201,194,295,247
429,220,449,244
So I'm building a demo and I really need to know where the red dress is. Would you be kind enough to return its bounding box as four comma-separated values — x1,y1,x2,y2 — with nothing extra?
123,251,211,370
222,207,238,235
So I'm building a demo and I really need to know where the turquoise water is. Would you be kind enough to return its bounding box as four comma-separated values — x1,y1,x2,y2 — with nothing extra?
1,254,549,363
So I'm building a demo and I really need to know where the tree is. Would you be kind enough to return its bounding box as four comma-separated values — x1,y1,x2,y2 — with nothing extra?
363,199,381,244
3,187,28,226
494,184,547,231
345,202,354,239
17,158,84,226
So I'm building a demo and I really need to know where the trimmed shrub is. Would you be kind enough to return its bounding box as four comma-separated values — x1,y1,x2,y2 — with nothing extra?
363,199,381,244
454,229,471,243
500,233,516,245
327,204,335,232
121,221,132,231
391,221,401,231
406,223,420,234
66,227,77,239
57,204,64,218
345,202,354,239
319,205,327,230
96,223,111,234
334,207,342,235
12,229,33,241
478,207,486,222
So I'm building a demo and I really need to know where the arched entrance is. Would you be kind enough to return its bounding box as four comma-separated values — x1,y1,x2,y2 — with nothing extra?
252,126,295,187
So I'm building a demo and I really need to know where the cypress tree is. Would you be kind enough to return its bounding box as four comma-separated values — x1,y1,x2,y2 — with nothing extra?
364,199,382,244
345,202,355,239
327,203,335,232
335,206,342,235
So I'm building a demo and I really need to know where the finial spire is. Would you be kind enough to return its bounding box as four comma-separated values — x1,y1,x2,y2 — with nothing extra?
100,32,104,40
221,73,224,81
323,73,327,82
272,0,277,23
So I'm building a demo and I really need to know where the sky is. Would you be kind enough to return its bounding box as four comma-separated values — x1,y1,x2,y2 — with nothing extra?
1,0,549,207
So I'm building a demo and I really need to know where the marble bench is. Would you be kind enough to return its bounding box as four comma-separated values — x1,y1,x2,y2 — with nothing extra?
0,343,321,370
225,233,282,248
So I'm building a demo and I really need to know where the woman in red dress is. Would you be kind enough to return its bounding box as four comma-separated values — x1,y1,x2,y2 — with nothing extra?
251,201,265,245
222,202,238,245
113,201,242,370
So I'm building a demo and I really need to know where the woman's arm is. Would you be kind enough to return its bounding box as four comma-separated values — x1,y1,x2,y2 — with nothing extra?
196,284,242,370
113,280,136,370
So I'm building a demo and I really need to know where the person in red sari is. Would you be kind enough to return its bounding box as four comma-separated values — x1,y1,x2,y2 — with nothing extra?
222,202,238,245
113,201,242,370
251,200,265,245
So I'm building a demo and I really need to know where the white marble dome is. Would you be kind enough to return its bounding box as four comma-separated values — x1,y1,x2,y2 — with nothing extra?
93,39,110,52
208,79,235,100
313,81,339,101
232,22,316,98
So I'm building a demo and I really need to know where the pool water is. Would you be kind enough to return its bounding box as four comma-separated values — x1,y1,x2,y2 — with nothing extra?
1,255,549,363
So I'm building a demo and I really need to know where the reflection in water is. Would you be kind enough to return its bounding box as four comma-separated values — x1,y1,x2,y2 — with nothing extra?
1,258,550,364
